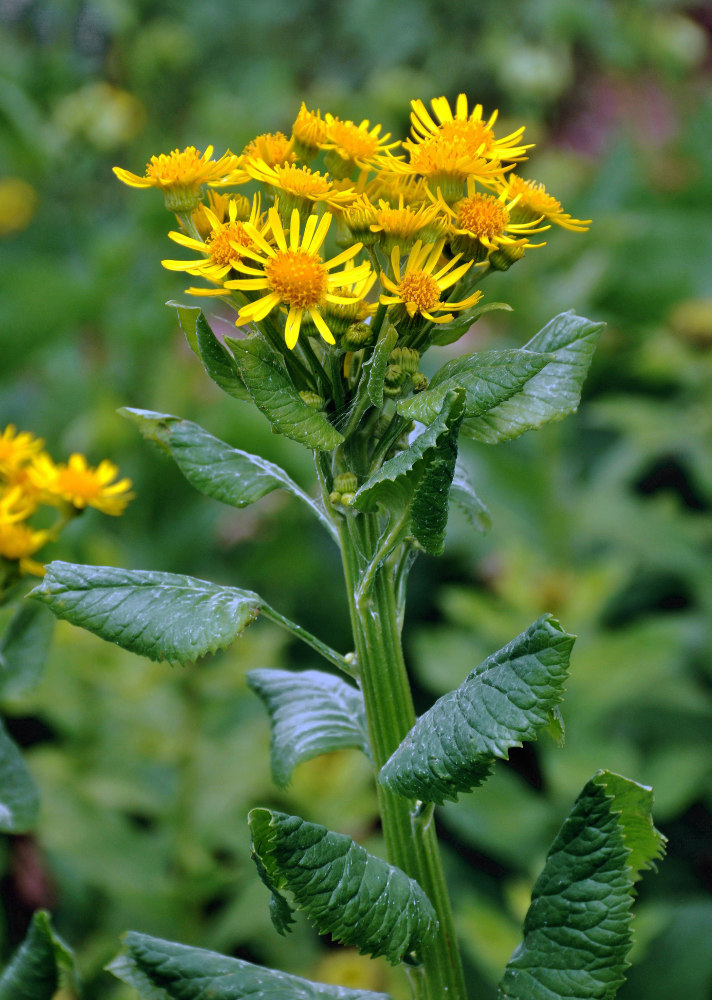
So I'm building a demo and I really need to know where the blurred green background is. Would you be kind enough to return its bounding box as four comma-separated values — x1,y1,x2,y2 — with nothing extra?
1,1,711,997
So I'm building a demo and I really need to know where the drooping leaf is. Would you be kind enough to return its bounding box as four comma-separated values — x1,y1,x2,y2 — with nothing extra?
108,931,390,1000
230,337,344,451
0,602,54,700
246,668,371,786
0,717,38,833
0,909,79,1000
397,349,552,425
463,311,604,443
30,562,261,665
248,808,436,965
365,322,399,407
498,770,666,1000
121,408,330,531
354,389,465,555
430,301,513,347
449,459,491,533
195,312,251,401
379,615,574,804
168,300,201,357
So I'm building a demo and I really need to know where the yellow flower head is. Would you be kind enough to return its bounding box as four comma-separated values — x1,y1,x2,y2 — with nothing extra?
31,453,134,516
163,194,267,287
322,260,378,334
226,207,371,349
409,95,531,163
291,103,328,159
191,190,250,237
370,196,446,253
242,131,296,169
244,161,357,217
0,485,36,524
380,239,482,325
320,115,400,176
504,175,591,232
0,425,44,475
113,146,241,212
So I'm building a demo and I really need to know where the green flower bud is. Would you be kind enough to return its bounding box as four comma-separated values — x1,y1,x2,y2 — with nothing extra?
299,391,326,409
411,371,429,392
333,471,358,494
341,322,375,350
389,347,420,374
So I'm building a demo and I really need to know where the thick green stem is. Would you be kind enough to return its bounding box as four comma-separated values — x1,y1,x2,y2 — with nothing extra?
338,513,467,1000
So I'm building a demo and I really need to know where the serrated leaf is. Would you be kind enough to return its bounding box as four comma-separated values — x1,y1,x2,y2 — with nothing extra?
498,770,666,1000
0,909,79,1000
168,300,201,357
0,602,54,700
0,717,39,833
248,808,436,965
379,615,574,804
354,389,464,554
397,349,552,425
463,311,604,443
430,301,513,347
30,562,261,665
365,322,398,407
195,312,251,401
449,460,491,533
108,931,390,1000
230,337,344,451
121,409,329,530
246,668,371,786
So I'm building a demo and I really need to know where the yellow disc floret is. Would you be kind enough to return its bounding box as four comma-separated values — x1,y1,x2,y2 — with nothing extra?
265,251,329,310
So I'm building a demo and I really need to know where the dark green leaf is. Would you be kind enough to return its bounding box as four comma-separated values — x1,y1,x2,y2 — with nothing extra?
230,337,344,451
195,312,251,401
449,460,491,533
247,668,370,786
0,910,79,1000
463,311,604,443
397,349,552,425
498,770,666,1000
121,409,330,530
0,602,54,700
168,300,201,357
430,301,513,347
30,562,261,665
0,717,38,833
379,615,574,804
354,389,465,555
108,931,390,1000
248,808,436,965
365,322,399,407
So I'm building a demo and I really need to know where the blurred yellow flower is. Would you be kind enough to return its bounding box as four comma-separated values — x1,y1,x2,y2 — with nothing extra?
380,239,482,324
31,453,134,516
0,178,38,237
0,425,44,474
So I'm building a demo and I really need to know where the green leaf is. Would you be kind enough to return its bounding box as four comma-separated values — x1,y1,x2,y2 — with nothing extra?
121,408,330,531
449,460,491,533
354,389,465,555
195,312,251,401
246,668,371,786
248,808,436,965
0,717,39,833
498,770,666,1000
397,349,552,425
365,322,399,407
0,602,54,700
168,300,201,357
230,337,344,451
108,931,390,1000
30,562,261,665
0,909,79,1000
463,311,604,443
430,301,513,347
379,615,574,804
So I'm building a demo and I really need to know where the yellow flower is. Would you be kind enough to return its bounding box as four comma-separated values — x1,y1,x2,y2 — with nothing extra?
370,196,446,253
379,239,482,324
226,207,371,349
504,175,591,232
0,425,44,474
320,115,400,176
30,453,134,516
291,102,328,159
0,518,50,576
242,131,296,168
0,485,35,524
409,95,531,163
113,146,241,212
0,178,38,237
191,190,250,237
321,260,378,334
243,161,357,217
162,194,267,286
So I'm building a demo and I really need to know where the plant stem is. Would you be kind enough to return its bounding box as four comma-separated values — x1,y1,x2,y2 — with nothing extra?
337,512,467,1000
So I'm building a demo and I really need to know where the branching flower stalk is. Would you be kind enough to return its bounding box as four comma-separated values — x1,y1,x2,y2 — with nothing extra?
20,95,667,1000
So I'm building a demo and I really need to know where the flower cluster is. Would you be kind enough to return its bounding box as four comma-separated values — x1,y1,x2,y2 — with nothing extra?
115,94,590,356
0,425,133,579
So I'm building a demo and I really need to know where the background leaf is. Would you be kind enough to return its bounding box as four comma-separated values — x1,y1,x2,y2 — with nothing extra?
0,716,39,833
30,562,262,665
379,615,574,804
449,460,491,533
248,808,436,965
498,770,666,1000
0,602,54,700
109,931,390,1000
0,910,79,1000
247,668,371,787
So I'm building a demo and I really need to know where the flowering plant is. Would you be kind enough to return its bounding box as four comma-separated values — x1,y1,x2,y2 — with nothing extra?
8,96,665,1000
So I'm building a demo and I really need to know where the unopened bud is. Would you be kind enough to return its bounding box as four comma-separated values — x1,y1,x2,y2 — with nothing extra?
333,471,358,494
411,371,429,392
389,347,420,374
341,322,374,350
488,243,526,271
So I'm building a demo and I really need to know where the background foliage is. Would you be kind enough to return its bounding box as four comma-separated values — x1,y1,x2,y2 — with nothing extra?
1,1,711,997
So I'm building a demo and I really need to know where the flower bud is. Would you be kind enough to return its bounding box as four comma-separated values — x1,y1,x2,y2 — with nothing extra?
299,391,326,409
333,471,358,494
389,347,420,374
488,242,526,271
383,364,406,396
411,371,429,392
341,322,375,350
